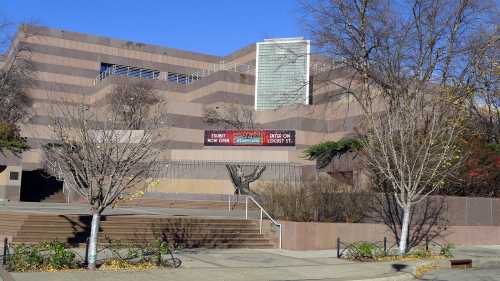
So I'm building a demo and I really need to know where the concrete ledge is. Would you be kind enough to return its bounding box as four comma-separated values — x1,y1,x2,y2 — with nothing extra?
350,273,414,281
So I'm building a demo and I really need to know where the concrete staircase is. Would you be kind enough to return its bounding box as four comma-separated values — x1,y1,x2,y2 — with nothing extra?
118,197,258,211
41,191,66,203
0,212,274,249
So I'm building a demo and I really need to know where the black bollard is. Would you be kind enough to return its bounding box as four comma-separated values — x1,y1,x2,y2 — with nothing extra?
84,237,89,265
383,237,387,255
336,237,341,258
3,237,8,265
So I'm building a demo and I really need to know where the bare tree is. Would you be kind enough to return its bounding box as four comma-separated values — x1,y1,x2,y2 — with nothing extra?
43,93,167,270
369,182,448,250
203,103,257,130
304,0,494,254
110,77,160,129
203,104,266,195
0,22,33,154
0,23,33,124
467,29,499,144
226,164,266,196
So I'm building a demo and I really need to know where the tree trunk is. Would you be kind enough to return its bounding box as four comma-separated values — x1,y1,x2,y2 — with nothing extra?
239,182,251,195
399,205,411,255
87,212,101,270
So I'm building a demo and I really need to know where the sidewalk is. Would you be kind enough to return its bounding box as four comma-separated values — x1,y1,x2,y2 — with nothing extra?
419,245,500,281
5,245,500,281
8,249,416,281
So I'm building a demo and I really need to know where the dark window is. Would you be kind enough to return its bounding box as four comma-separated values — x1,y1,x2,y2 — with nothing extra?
10,171,19,181
100,63,113,73
98,63,160,81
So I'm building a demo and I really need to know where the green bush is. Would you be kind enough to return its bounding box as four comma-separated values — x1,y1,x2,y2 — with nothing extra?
40,241,77,269
7,244,45,272
7,241,77,272
105,238,180,267
439,243,454,258
410,247,432,258
345,242,384,261
0,122,30,153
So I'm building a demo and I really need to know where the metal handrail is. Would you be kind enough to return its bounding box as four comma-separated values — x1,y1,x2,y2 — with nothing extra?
244,196,282,249
93,61,255,86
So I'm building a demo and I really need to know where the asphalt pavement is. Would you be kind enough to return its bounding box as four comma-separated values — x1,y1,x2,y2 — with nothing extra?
420,268,500,280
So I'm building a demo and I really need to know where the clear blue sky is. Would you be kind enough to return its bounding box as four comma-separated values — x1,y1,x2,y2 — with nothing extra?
1,0,304,56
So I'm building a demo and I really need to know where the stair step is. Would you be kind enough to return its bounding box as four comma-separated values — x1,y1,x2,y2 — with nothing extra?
14,217,254,223
1,212,276,249
19,224,258,230
11,241,274,249
17,228,260,233
15,232,265,238
41,191,66,203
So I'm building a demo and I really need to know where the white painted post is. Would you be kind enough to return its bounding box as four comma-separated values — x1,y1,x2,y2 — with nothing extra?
279,225,282,249
245,197,248,220
259,209,263,234
228,195,231,212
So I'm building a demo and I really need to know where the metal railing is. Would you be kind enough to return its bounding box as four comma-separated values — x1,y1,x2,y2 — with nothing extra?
94,64,162,85
228,195,282,249
93,61,255,86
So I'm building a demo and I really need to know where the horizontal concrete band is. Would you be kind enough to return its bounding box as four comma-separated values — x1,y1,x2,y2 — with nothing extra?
29,79,350,116
30,69,255,97
30,89,255,107
26,111,361,134
29,79,348,109
24,137,311,152
32,61,98,79
28,75,254,105
23,42,215,75
22,125,349,150
189,91,254,105
31,79,93,95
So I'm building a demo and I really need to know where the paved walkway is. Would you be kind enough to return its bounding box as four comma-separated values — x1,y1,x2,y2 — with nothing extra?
4,245,500,281
7,249,416,281
420,268,500,281
419,246,500,280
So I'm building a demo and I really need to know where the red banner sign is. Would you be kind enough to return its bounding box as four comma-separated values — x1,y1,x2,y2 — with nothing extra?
204,130,295,146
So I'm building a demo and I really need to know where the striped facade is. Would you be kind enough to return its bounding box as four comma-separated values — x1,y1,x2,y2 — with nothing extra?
1,25,366,200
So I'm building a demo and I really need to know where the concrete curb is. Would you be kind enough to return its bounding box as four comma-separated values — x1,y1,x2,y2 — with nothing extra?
347,259,448,281
349,272,415,281
470,257,500,269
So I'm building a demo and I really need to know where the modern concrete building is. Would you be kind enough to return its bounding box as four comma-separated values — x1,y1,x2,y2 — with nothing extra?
0,25,366,201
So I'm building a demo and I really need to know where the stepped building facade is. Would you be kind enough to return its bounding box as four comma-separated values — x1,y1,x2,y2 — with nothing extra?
0,25,366,201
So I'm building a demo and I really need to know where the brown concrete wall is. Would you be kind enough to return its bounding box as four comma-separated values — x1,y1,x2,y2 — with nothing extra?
442,196,500,226
281,221,500,250
0,153,23,201
281,196,500,250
